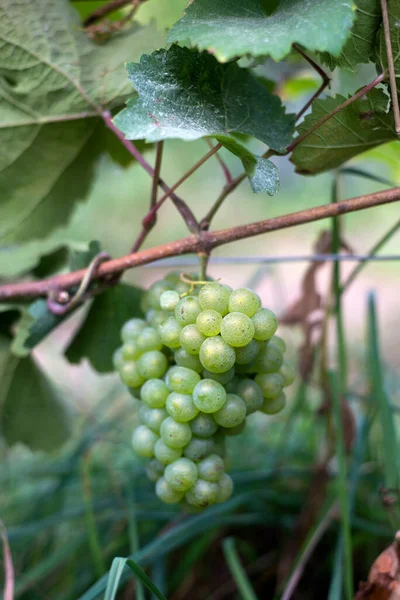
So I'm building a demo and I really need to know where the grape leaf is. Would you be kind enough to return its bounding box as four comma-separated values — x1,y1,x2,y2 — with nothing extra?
0,0,163,243
0,341,71,451
114,46,295,193
320,0,381,72
12,299,68,357
291,88,396,175
65,284,144,373
167,0,356,63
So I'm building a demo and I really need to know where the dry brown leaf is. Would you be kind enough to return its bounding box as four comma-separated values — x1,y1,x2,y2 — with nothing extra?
355,536,400,599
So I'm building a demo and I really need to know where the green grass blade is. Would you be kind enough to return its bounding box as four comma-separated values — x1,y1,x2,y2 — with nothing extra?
126,559,168,600
222,537,258,600
327,540,343,600
126,484,145,600
81,456,106,578
339,166,394,187
104,558,128,600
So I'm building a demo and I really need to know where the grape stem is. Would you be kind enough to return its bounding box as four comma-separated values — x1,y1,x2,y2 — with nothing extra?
0,186,399,301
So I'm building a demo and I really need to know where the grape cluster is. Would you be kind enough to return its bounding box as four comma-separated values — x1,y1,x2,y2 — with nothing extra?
114,272,295,510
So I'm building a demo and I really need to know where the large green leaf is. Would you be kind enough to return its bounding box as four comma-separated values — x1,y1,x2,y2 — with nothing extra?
167,0,355,63
114,45,295,193
0,0,163,243
65,284,144,373
0,341,71,451
291,88,396,175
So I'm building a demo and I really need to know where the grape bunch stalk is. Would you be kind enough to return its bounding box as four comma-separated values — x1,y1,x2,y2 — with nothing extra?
113,272,295,510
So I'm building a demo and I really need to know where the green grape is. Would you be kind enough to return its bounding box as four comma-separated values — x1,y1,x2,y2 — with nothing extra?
120,361,145,388
280,361,296,387
185,479,218,508
145,408,168,433
234,339,260,365
255,373,284,399
164,457,198,492
213,393,246,428
146,308,169,328
166,366,201,394
159,317,182,349
166,392,199,422
136,327,162,352
228,287,261,317
137,351,168,380
145,459,164,483
203,367,235,385
183,436,214,461
180,325,206,355
198,454,225,482
154,438,182,465
175,296,202,326
198,282,230,316
141,378,169,408
199,336,235,373
234,362,256,375
164,271,182,286
147,279,171,309
174,348,203,373
220,312,255,347
261,391,286,414
160,290,180,311
268,335,286,353
193,379,226,413
121,318,146,342
196,310,222,336
131,425,158,458
222,421,246,436
224,376,241,393
160,417,192,449
255,345,284,374
236,378,264,414
138,403,150,424
215,473,234,503
112,347,124,370
251,308,278,341
154,438,183,464
174,279,191,296
190,413,218,438
156,477,184,504
122,340,141,361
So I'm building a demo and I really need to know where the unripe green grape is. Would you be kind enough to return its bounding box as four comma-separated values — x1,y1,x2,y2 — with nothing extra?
255,373,284,399
121,318,146,342
164,457,198,492
156,477,184,504
215,473,234,503
138,403,150,423
166,366,201,394
154,438,183,464
145,407,168,433
122,340,141,361
268,335,286,353
185,479,218,508
198,454,225,482
175,296,202,326
164,271,181,285
166,392,199,422
198,283,230,316
220,312,255,347
190,413,219,438
193,379,226,413
255,345,284,374
174,279,191,295
136,327,162,353
261,391,286,414
236,378,264,414
196,310,222,336
280,361,296,387
174,348,203,373
137,350,168,380
132,425,158,457
224,376,241,393
234,339,260,365
146,459,164,483
160,417,192,449
147,279,171,309
234,362,256,375
228,287,261,317
160,290,180,311
251,308,278,341
180,324,206,355
183,436,214,461
199,336,235,373
213,393,246,428
146,308,169,328
222,421,246,436
203,367,235,385
159,317,182,349
112,347,124,370
141,378,169,408
120,361,145,388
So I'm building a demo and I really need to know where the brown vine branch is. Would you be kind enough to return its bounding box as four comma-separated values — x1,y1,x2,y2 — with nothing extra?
292,44,331,121
1,187,399,301
380,0,400,134
200,172,247,230
83,0,144,27
206,139,233,184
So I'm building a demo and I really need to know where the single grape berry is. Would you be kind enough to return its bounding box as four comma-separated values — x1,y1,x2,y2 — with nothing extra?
203,367,235,385
166,392,199,422
137,350,168,380
234,340,260,365
113,347,124,370
198,454,225,482
160,290,180,311
166,366,201,394
147,279,171,309
131,425,158,458
268,335,287,353
255,345,284,374
146,308,168,328
160,417,192,449
186,479,218,508
228,288,261,317
156,477,184,504
280,361,296,387
193,379,226,413
196,310,222,336
164,458,198,492
251,308,278,341
261,391,286,414
159,317,182,349
121,318,146,342
199,336,235,373
198,283,230,315
213,393,246,428
255,373,284,399
175,296,202,326
220,312,255,347
236,378,264,414
141,379,169,408
190,413,219,438
215,473,234,503
183,436,214,461
145,408,168,434
120,361,145,388
180,324,206,355
145,459,164,483
122,341,141,361
174,348,203,373
154,438,183,464
136,327,162,352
